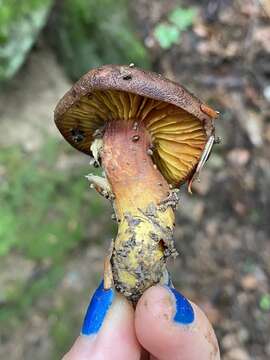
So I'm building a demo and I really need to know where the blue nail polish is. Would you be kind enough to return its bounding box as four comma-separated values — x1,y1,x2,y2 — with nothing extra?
81,280,115,335
165,286,194,325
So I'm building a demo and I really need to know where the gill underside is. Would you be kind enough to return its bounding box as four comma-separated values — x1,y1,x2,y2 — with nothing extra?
61,90,207,187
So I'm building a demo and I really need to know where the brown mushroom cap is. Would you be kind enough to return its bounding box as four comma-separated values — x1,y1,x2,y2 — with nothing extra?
54,65,217,187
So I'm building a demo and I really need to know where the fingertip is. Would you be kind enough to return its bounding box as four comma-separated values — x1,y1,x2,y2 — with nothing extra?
63,283,141,360
135,285,220,360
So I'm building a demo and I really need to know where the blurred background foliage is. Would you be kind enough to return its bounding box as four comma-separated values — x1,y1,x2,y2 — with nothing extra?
0,140,108,259
0,0,53,82
47,0,150,79
0,0,270,359
0,0,149,83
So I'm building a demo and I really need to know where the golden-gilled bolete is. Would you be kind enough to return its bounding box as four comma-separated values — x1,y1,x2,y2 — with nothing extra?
54,65,218,301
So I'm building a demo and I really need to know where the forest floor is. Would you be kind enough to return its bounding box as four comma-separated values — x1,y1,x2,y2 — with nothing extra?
0,1,270,359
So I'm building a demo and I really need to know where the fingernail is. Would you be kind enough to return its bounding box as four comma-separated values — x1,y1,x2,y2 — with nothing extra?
164,286,194,325
81,280,115,335
161,269,173,287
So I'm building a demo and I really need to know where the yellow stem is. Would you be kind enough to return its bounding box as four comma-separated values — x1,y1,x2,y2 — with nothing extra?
102,120,177,301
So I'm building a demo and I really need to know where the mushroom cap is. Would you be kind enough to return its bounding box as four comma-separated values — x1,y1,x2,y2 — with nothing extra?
54,65,217,187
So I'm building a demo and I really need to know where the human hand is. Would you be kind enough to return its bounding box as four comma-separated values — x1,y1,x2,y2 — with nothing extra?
63,281,220,360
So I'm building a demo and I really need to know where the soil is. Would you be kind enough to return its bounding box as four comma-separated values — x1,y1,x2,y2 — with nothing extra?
0,1,270,359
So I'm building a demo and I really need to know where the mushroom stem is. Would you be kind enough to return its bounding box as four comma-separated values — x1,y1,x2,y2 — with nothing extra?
101,120,177,301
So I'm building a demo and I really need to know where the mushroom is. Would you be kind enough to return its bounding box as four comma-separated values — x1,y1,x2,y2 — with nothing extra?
54,65,218,301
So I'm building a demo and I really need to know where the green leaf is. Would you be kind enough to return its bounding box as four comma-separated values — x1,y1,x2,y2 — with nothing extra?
259,294,270,312
168,6,197,31
153,23,180,49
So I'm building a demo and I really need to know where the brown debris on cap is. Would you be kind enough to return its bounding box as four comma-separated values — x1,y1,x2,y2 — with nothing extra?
54,64,218,187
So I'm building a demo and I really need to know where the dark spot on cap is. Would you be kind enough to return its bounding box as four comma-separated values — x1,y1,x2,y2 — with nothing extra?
71,128,85,143
123,74,132,80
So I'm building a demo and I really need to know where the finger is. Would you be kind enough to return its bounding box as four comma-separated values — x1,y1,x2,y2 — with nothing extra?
135,285,220,360
63,281,141,360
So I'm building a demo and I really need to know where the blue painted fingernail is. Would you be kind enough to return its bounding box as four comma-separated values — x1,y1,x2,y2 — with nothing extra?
165,286,194,325
81,280,115,335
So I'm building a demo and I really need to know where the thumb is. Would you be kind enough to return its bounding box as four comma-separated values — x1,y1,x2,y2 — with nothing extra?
135,285,220,360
